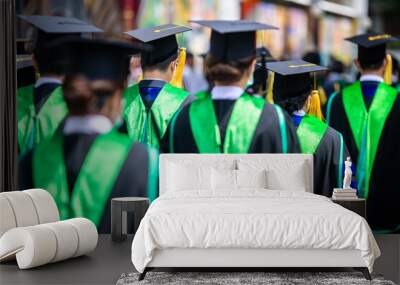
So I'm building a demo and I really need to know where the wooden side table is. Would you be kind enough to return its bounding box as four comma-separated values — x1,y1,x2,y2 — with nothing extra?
111,197,149,242
332,198,366,219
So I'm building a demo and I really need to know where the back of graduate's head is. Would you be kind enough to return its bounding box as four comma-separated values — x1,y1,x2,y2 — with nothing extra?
274,91,311,115
18,15,104,77
190,20,278,87
33,41,66,77
204,54,255,86
124,24,191,82
61,38,146,122
345,33,400,76
269,60,327,116
140,47,179,80
63,75,125,122
273,73,311,114
355,46,387,75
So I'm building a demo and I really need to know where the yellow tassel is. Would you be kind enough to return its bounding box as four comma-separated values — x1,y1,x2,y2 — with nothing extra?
318,86,327,106
307,89,324,120
170,47,186,88
266,71,274,103
384,54,392,85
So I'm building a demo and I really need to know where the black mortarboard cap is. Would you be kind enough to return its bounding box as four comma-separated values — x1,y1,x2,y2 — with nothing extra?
18,15,103,74
267,59,327,101
190,20,278,62
18,15,103,48
124,24,191,65
345,32,399,65
61,38,149,81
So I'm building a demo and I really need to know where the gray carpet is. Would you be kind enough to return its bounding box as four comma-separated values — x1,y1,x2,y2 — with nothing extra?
117,271,396,285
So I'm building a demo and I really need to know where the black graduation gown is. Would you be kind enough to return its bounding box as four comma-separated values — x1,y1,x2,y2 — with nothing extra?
17,82,61,154
17,66,36,88
18,132,151,234
311,125,349,197
119,80,194,152
34,82,61,113
328,81,400,231
169,98,300,153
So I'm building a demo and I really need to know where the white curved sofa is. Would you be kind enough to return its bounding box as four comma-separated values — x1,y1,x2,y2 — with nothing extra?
0,189,97,269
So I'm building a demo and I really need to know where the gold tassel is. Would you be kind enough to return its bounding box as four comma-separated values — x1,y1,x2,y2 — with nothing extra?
170,47,186,88
307,89,324,120
318,86,327,106
384,53,392,85
266,71,274,103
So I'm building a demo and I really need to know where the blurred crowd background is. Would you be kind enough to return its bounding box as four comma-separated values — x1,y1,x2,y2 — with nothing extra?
16,0,400,95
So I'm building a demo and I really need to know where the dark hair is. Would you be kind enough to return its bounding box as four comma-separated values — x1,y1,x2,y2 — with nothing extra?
63,75,125,115
204,55,255,84
330,58,344,73
275,92,309,115
33,48,65,76
359,59,385,71
141,51,178,72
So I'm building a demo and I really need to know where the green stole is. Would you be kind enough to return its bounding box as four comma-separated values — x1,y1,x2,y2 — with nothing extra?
123,83,188,148
297,115,328,154
17,85,67,155
342,82,397,198
33,130,134,226
296,115,344,188
189,92,268,153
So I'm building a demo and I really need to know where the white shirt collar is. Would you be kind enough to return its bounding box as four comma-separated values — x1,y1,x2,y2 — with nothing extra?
35,76,63,88
141,78,167,83
211,86,244,100
64,115,113,135
293,109,306,116
359,74,384,83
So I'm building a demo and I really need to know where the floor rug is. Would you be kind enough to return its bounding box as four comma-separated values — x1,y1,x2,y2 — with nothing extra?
117,271,395,285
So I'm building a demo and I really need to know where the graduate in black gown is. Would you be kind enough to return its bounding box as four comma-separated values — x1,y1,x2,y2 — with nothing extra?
269,60,349,197
326,33,400,233
19,39,158,234
17,15,102,156
170,20,299,154
121,25,192,150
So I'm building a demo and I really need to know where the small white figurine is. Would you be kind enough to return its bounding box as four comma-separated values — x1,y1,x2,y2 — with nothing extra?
343,157,352,189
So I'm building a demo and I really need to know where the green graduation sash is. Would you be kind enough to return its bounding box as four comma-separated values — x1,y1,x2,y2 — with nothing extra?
297,115,344,188
297,115,328,154
17,85,67,156
33,131,133,226
189,92,265,153
123,83,188,148
17,85,36,155
325,92,337,124
343,82,397,198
